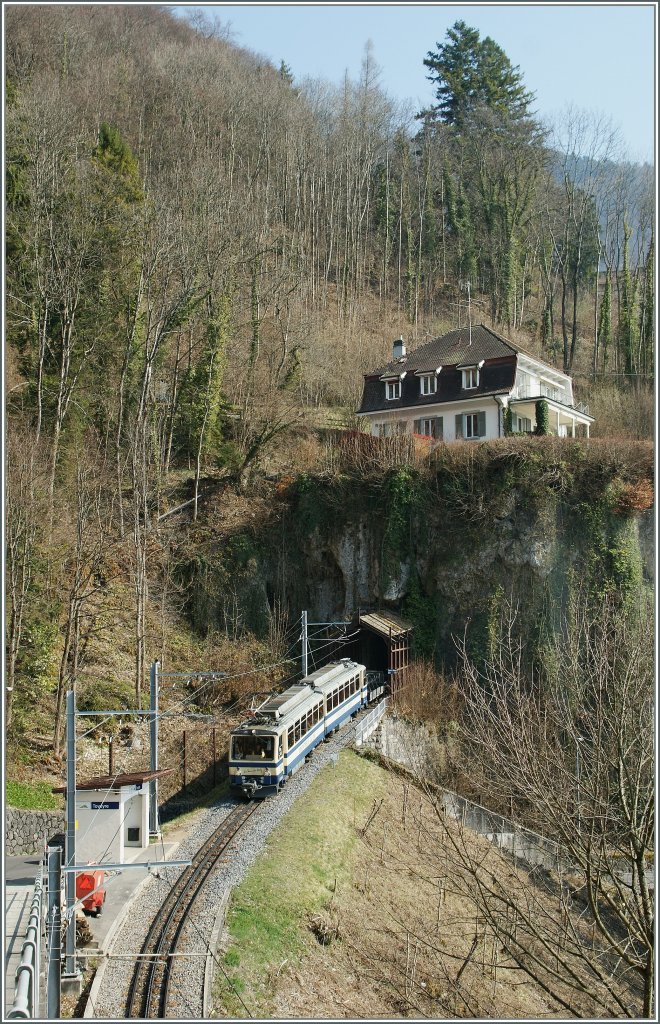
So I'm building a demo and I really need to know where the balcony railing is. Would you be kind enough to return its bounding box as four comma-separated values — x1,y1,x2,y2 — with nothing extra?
512,385,589,416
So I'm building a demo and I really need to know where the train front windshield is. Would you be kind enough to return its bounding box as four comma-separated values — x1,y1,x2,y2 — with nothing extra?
232,734,275,760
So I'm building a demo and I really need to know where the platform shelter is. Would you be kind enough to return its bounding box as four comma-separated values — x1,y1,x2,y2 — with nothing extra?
54,769,172,864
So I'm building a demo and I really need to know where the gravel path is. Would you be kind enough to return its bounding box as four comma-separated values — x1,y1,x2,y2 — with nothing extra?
87,718,363,1019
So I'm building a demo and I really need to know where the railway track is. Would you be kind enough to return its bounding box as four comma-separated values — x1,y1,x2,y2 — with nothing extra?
124,800,259,1019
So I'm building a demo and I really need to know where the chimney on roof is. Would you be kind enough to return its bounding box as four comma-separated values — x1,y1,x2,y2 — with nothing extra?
393,335,406,360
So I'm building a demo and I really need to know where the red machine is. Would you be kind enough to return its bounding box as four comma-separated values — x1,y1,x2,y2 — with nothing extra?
76,870,106,915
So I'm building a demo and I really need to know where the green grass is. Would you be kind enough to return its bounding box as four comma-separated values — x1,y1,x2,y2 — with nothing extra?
6,779,60,810
161,779,231,833
214,750,389,1018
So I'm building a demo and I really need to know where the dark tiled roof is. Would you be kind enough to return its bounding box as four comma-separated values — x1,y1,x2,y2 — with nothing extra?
53,768,173,793
358,359,515,414
373,324,519,376
358,324,540,415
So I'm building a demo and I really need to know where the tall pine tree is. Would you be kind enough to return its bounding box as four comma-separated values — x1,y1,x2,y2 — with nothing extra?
422,20,534,129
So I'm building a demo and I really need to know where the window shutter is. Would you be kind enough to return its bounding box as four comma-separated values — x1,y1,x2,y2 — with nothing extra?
455,414,463,439
413,419,422,435
436,416,443,440
511,412,518,431
477,411,486,437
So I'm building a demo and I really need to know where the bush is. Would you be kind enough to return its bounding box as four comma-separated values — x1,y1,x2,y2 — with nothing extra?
6,779,59,809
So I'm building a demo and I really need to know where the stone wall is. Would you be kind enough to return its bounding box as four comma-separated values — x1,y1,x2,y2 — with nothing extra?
5,807,65,855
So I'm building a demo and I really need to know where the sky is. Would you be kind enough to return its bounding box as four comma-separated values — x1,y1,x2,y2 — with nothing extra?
172,3,656,164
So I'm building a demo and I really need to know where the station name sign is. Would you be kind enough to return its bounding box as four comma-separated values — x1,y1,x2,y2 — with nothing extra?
90,801,120,810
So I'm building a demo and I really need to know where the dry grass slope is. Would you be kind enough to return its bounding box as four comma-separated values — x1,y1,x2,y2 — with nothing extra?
215,749,628,1019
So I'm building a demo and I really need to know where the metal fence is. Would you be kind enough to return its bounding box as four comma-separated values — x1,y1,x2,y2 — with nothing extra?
8,865,44,1018
354,697,389,747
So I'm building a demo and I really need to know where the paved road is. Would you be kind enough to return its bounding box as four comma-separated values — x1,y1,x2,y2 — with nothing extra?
5,855,41,885
5,858,41,1016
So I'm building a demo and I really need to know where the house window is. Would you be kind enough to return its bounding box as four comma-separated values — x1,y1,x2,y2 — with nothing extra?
414,416,443,439
462,366,479,389
465,413,479,438
386,380,400,400
457,411,486,439
419,374,437,396
515,370,531,397
518,416,532,432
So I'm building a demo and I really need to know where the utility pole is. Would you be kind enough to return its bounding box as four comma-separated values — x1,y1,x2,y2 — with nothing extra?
46,844,62,1018
63,690,80,991
301,611,308,677
149,660,159,836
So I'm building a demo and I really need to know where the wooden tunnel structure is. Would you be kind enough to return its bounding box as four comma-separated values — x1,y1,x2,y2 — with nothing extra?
357,609,413,702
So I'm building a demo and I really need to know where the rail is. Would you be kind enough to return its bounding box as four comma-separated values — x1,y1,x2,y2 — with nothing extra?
354,697,389,747
8,865,44,1019
126,800,259,1019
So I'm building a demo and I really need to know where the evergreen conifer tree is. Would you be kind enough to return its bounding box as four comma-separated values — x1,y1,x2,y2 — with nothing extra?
422,20,534,128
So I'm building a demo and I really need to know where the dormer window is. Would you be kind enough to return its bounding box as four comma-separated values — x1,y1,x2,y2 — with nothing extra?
386,380,401,401
419,374,437,396
462,366,479,389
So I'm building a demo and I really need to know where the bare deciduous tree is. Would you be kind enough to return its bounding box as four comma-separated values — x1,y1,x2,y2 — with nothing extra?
449,592,654,1016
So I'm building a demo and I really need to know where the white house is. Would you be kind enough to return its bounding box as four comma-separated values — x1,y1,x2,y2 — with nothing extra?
357,325,594,442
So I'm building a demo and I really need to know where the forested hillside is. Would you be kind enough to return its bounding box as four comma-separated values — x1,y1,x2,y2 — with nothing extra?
4,6,654,760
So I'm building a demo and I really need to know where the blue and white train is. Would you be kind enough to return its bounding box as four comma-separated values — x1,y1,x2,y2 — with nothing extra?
229,659,367,798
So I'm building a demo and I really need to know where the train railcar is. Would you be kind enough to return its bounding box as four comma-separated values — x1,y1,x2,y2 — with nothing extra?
229,659,366,799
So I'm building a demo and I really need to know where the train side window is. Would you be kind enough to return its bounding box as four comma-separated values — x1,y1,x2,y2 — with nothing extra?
278,738,283,757
295,721,302,742
287,727,294,747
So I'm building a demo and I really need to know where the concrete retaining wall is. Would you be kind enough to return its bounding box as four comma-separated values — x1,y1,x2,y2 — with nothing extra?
5,807,65,855
375,713,448,779
369,714,571,873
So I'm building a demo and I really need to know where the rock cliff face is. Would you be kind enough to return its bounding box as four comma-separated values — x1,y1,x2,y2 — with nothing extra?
180,442,653,666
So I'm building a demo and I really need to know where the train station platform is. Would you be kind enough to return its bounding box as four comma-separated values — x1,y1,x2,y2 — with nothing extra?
4,838,182,1016
82,837,181,952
